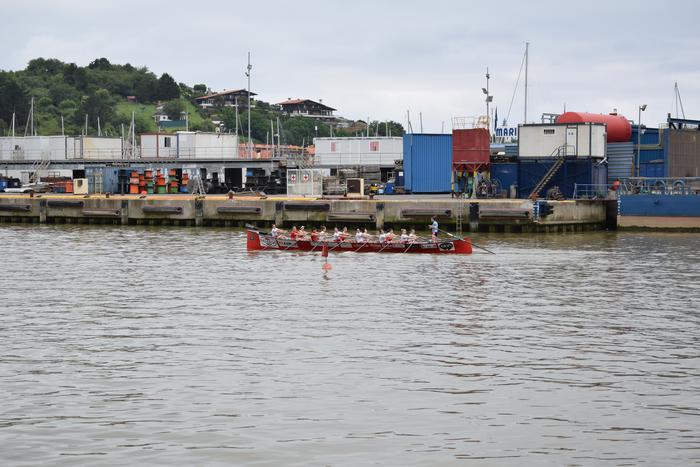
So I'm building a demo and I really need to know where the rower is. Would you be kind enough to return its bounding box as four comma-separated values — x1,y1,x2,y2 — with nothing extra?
408,229,418,242
377,229,386,243
385,228,395,242
289,225,299,240
310,228,319,242
355,228,365,243
400,228,409,243
429,216,439,242
332,227,342,241
298,225,308,240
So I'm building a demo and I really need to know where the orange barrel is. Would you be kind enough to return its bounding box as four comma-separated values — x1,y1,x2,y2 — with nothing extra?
66,181,74,193
144,169,153,178
156,176,166,186
130,171,139,178
129,184,139,194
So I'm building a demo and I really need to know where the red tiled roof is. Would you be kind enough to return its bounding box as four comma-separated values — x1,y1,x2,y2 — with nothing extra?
195,89,257,100
277,98,336,111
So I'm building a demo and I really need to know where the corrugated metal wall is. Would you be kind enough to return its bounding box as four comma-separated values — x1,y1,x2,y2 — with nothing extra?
452,128,490,165
403,134,452,193
668,130,700,177
517,158,595,198
606,142,634,182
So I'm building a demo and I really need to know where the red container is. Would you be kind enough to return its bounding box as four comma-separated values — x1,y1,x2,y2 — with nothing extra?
555,112,632,143
452,128,490,168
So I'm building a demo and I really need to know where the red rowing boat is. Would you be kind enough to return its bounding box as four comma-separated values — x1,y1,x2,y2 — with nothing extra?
246,230,473,254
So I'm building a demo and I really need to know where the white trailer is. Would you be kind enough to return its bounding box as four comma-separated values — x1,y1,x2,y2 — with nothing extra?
0,135,69,161
177,132,239,159
518,123,607,158
140,133,178,158
313,137,402,167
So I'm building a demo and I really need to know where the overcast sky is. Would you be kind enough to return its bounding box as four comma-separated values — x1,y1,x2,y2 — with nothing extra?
2,0,698,131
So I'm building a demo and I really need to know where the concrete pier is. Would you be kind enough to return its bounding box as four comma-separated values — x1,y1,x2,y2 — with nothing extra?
0,194,611,232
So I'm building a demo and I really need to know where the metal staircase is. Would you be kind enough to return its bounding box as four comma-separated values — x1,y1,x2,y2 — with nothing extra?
528,145,571,200
29,158,51,184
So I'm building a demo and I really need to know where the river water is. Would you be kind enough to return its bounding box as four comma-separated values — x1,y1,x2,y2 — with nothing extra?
1,225,699,466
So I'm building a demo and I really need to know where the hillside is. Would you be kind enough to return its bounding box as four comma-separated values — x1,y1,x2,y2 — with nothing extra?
0,57,404,145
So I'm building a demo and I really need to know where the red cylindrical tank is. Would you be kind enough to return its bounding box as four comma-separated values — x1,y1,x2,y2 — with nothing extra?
555,112,632,142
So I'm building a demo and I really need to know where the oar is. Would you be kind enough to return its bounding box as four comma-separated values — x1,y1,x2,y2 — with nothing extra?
245,223,269,235
437,228,496,255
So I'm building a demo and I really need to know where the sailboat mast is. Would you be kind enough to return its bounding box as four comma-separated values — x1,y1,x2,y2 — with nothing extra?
524,42,529,124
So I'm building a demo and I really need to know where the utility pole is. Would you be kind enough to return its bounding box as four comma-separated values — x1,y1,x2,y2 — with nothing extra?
246,52,253,159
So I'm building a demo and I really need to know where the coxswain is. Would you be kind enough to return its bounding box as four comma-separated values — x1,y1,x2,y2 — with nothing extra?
429,216,439,242
270,224,285,237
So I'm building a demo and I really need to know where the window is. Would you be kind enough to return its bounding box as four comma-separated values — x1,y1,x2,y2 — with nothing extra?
164,137,171,148
543,129,555,135
330,142,337,152
369,141,379,152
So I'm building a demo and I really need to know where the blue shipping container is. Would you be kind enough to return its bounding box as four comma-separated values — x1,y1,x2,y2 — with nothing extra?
490,163,518,194
403,134,452,193
518,157,597,199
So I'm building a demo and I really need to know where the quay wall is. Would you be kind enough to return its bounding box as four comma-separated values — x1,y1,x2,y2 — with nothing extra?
0,195,609,233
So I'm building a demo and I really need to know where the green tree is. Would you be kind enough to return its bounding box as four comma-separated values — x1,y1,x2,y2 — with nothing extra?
0,73,29,127
190,120,216,132
77,88,115,129
218,107,238,132
134,74,158,102
157,73,180,100
367,120,405,137
88,57,112,70
192,84,208,96
26,58,65,76
163,99,187,120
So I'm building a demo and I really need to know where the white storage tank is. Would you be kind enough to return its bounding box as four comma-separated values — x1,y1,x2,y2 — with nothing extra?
518,123,607,158
313,137,402,167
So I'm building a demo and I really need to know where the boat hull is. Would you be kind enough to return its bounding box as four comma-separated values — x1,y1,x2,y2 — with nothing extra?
246,230,472,254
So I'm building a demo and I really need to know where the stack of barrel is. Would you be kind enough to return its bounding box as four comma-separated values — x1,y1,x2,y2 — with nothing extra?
156,170,167,194
129,170,140,194
180,173,190,193
168,169,178,194
144,169,154,194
